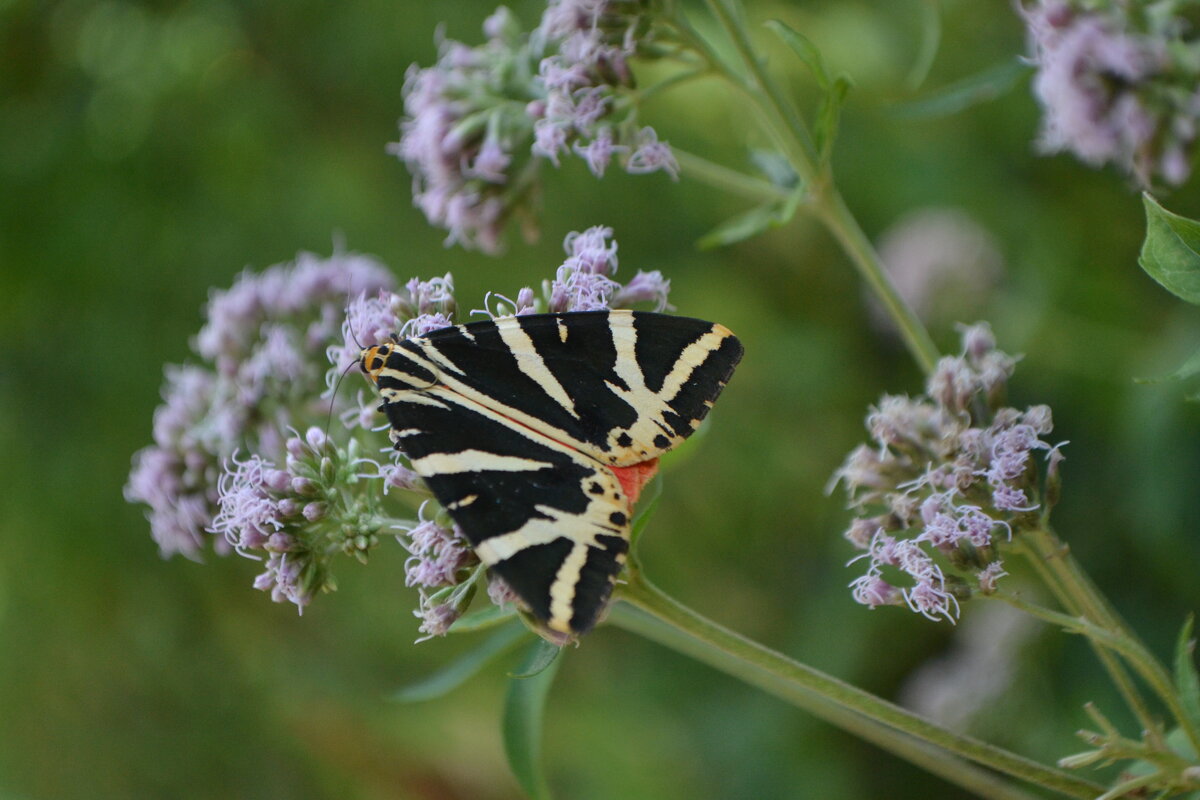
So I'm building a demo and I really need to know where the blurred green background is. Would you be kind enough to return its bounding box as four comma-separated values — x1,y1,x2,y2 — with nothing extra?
3,1,1200,798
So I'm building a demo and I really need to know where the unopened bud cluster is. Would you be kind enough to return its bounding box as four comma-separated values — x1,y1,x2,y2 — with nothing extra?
209,429,381,611
833,323,1065,622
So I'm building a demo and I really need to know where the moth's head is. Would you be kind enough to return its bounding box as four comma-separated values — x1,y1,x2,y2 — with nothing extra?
358,344,393,385
359,341,440,391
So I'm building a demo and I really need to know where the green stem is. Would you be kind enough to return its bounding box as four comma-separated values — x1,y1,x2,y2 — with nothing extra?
614,571,1105,799
1012,537,1163,749
1025,527,1200,754
672,148,793,204
811,189,941,374
636,65,713,104
996,586,1200,755
701,0,819,179
675,0,941,373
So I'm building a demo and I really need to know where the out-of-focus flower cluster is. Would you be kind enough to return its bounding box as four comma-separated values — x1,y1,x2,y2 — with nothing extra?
872,208,1003,335
125,251,395,560
392,2,679,253
832,323,1065,622
1022,0,1200,186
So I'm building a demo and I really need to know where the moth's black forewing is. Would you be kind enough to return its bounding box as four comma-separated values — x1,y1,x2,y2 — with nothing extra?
419,311,743,463
373,311,742,635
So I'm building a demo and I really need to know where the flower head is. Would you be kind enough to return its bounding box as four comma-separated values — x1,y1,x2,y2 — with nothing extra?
833,323,1064,622
1022,0,1200,186
126,251,395,561
395,3,678,252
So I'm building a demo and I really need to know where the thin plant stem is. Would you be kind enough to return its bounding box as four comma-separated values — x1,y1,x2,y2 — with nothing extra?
811,188,941,374
674,0,941,373
701,0,819,177
636,65,713,104
1025,527,1200,753
615,569,1105,799
672,148,793,204
1012,536,1163,748
995,585,1200,755
607,603,1038,800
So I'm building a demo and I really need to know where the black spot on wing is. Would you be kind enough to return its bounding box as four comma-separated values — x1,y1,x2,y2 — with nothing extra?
491,539,574,623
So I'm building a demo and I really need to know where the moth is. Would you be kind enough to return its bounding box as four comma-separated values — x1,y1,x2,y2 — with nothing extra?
359,310,743,638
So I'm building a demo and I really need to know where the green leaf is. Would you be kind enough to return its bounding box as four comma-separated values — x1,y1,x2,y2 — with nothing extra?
1133,345,1200,385
696,193,802,250
904,0,941,91
764,20,831,88
1140,193,1200,304
503,639,564,800
1174,615,1200,738
764,19,853,160
508,637,561,679
815,75,851,161
390,622,528,703
449,602,519,633
697,204,783,250
749,149,799,190
889,58,1028,120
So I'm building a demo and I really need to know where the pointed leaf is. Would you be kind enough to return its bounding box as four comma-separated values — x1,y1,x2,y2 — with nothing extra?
889,58,1028,120
450,603,519,633
765,20,831,88
1140,193,1200,305
904,0,941,91
749,149,799,190
503,640,564,800
1175,615,1200,736
508,637,561,679
697,204,786,250
1133,346,1200,385
815,75,852,160
391,622,528,703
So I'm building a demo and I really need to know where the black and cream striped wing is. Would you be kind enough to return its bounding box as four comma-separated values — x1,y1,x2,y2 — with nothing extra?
413,310,743,465
366,310,743,637
382,384,631,635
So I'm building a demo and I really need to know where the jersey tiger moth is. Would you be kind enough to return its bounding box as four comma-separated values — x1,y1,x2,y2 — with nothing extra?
359,310,743,637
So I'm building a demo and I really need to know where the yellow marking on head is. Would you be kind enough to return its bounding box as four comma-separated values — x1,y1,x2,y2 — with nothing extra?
359,344,392,384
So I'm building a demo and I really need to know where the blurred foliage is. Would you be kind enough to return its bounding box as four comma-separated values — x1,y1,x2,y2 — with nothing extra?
2,0,1200,798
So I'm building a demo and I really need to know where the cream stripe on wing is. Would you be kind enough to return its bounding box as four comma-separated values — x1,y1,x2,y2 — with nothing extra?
496,319,580,419
472,503,617,564
409,450,553,476
657,326,731,402
548,542,589,632
608,311,648,393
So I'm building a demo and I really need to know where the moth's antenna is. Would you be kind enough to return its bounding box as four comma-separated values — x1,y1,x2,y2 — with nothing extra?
322,296,366,456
